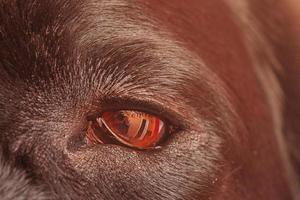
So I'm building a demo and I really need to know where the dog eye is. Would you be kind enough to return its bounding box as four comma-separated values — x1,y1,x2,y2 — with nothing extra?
86,110,167,149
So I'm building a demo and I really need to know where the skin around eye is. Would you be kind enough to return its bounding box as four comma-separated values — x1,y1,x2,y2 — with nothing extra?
86,110,166,149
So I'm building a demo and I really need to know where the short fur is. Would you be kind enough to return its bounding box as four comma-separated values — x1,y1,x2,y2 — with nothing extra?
0,0,299,199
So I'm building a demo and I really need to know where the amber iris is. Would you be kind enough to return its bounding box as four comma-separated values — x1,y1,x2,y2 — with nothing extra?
86,110,166,149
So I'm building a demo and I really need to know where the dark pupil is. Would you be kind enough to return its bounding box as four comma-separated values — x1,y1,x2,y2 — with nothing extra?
113,112,130,136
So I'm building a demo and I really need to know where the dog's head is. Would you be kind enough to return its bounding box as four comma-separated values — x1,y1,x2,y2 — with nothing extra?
0,0,298,199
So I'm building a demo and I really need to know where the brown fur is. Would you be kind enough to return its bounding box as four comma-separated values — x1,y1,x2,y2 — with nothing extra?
0,0,299,199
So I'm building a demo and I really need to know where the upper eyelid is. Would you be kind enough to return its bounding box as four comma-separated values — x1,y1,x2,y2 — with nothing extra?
87,96,188,131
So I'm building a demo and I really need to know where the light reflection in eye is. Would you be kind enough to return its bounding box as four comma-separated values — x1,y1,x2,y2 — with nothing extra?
86,110,166,149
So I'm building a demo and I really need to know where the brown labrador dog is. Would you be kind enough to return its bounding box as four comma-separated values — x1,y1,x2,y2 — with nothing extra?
0,0,299,199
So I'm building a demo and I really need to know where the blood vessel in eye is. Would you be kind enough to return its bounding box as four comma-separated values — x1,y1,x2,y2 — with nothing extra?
101,111,165,148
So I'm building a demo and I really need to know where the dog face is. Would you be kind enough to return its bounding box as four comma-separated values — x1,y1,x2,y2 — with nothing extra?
0,0,296,199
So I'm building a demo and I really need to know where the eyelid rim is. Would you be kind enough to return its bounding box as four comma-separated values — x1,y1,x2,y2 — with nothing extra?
88,96,188,132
